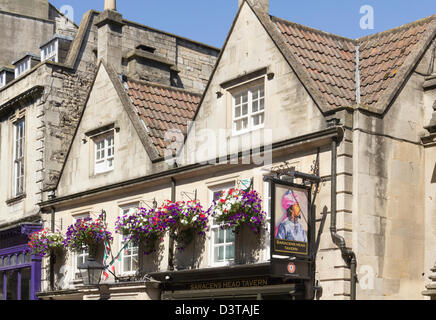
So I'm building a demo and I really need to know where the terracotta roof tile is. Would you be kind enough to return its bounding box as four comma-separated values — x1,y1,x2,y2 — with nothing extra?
272,14,435,110
125,79,201,158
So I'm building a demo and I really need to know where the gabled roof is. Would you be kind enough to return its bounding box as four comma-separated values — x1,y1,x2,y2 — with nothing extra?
273,16,357,110
358,15,435,109
245,0,436,114
124,79,201,159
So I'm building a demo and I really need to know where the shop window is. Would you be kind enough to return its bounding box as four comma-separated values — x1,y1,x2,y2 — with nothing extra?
6,270,18,300
210,183,236,267
13,118,25,196
231,83,265,135
0,273,3,300
20,268,31,301
119,206,139,275
94,132,114,174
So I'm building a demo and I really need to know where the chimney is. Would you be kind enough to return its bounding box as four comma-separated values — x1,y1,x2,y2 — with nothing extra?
95,0,124,73
239,0,269,13
104,0,116,11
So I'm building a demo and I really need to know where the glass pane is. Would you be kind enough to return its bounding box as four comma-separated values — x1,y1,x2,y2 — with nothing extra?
242,93,248,103
225,245,235,260
17,254,24,265
10,255,16,266
226,230,235,243
25,253,31,263
253,115,260,126
123,257,131,272
214,246,224,262
4,256,9,267
252,101,258,113
132,255,139,271
260,88,264,98
0,273,3,300
242,118,248,129
236,120,242,131
20,268,31,301
260,98,264,110
214,229,224,244
253,90,258,100
235,106,241,118
242,104,248,115
6,270,18,300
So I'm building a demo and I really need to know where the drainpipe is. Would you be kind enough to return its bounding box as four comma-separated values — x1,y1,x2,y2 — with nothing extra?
330,138,357,300
168,178,176,271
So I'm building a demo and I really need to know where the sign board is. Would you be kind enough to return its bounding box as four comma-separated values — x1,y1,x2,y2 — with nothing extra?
266,177,313,260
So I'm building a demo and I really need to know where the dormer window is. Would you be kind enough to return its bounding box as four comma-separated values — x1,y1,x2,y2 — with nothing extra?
39,34,73,64
41,40,58,62
94,133,114,174
15,58,30,78
12,53,40,79
0,72,5,88
0,67,13,88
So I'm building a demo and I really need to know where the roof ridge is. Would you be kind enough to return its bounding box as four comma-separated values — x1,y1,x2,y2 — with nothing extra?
357,14,436,42
271,15,357,44
125,77,202,97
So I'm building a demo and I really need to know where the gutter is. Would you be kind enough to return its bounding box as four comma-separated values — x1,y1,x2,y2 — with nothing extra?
330,136,357,300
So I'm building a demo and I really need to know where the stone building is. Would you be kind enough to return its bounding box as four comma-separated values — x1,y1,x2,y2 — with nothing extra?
1,0,435,300
0,0,219,300
31,0,436,300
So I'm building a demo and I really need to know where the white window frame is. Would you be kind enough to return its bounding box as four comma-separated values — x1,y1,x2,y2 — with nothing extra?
94,132,114,175
15,58,30,78
209,183,236,267
119,205,139,276
232,83,265,136
72,214,90,279
41,40,58,63
0,72,5,88
13,119,25,196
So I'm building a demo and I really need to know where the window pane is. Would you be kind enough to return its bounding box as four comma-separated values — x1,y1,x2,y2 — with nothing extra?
214,229,224,244
4,256,9,267
20,268,31,301
253,90,258,100
260,98,264,110
0,272,3,300
225,245,234,260
10,255,16,266
123,256,132,273
242,93,248,103
25,253,31,263
252,101,259,113
226,230,235,243
214,246,224,263
242,104,248,115
6,270,18,300
235,106,241,118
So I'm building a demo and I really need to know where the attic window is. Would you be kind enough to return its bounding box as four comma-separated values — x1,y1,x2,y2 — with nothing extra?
0,72,5,88
41,40,58,62
136,44,156,54
15,58,31,78
93,132,114,175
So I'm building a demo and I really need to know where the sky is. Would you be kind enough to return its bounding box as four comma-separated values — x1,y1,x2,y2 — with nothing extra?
49,0,436,48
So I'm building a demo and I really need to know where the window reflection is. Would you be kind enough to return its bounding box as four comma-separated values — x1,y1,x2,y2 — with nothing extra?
20,268,31,301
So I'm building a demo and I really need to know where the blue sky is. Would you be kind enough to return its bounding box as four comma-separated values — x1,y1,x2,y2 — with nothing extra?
50,0,436,48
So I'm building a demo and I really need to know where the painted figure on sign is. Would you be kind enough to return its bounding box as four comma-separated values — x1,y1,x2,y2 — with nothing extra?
276,191,307,242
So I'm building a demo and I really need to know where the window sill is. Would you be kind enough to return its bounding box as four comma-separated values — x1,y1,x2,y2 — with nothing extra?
92,169,114,178
231,126,264,138
6,193,26,206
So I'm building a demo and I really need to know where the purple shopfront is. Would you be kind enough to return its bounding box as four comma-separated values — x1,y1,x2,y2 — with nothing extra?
0,223,42,300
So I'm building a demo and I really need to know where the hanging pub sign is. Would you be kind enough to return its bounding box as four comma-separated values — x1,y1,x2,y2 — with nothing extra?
265,177,312,259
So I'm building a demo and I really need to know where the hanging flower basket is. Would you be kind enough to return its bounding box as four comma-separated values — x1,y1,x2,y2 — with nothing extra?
213,188,267,234
28,228,65,258
64,214,113,256
163,200,211,251
115,207,167,255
